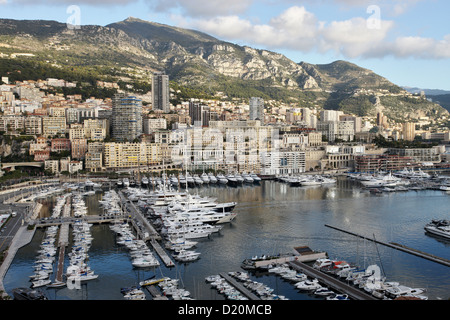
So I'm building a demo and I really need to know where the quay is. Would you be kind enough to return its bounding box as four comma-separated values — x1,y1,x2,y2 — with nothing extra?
54,223,70,284
0,226,35,297
118,191,175,268
145,285,169,300
219,272,261,300
149,239,175,267
325,224,450,267
288,260,377,300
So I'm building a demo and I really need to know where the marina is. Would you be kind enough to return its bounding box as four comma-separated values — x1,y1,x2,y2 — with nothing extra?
1,174,449,300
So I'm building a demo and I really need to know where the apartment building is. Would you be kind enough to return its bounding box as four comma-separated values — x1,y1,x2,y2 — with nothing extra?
112,94,142,142
0,115,24,133
260,150,306,175
51,138,71,152
104,142,161,169
71,138,88,160
152,72,170,113
24,116,43,135
42,116,67,137
317,120,355,142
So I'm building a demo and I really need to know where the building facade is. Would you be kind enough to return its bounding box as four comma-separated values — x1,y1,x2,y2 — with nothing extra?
152,72,170,113
112,94,143,142
249,97,264,124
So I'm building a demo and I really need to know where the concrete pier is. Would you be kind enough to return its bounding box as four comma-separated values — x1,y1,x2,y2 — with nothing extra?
219,272,261,300
325,224,450,267
288,260,377,300
0,226,36,298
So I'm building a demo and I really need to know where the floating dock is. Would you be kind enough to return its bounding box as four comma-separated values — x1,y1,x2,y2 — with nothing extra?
145,285,169,300
149,239,175,268
219,272,261,300
288,260,377,300
325,224,450,267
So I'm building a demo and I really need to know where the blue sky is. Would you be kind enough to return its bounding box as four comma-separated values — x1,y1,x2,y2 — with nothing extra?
1,0,449,91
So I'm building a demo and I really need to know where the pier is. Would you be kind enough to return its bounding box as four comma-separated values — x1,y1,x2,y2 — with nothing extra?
325,224,450,267
118,191,175,267
288,260,377,300
219,272,261,300
145,285,169,300
149,239,175,267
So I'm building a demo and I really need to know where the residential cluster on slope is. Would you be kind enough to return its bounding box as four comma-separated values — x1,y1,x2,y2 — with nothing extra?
1,73,449,178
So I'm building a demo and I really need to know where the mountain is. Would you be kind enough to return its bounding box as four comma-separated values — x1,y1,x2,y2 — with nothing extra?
428,94,450,112
403,87,450,96
0,17,447,121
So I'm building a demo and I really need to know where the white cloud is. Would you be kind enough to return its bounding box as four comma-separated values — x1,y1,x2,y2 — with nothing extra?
320,17,395,58
183,4,450,61
390,35,450,59
188,7,320,52
187,6,396,57
146,0,254,18
9,0,138,5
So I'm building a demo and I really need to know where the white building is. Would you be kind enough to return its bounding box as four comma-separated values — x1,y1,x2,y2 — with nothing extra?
143,118,167,134
261,150,306,175
249,97,264,124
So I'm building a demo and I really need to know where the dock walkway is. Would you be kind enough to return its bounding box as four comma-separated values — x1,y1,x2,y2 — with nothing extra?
149,239,175,267
219,272,261,300
326,224,450,267
118,191,174,267
0,226,35,297
288,260,377,300
145,285,169,300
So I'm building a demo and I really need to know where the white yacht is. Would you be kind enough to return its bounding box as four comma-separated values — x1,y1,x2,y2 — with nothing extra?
132,256,160,268
165,237,198,251
169,175,179,186
217,174,228,184
123,288,146,300
235,173,244,184
242,172,254,183
194,175,204,186
186,174,195,187
294,279,322,291
164,224,215,239
226,174,238,186
166,195,237,213
201,173,210,184
250,173,261,183
360,173,404,188
31,279,51,288
208,173,218,184
173,249,201,262
178,174,187,187
424,219,450,239
384,285,427,300
301,178,321,186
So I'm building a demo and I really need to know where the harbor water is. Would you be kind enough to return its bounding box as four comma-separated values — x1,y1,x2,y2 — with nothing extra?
3,178,450,300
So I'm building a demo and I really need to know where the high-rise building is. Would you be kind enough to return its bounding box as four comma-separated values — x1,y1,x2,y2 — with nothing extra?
152,72,170,112
403,122,416,141
249,97,264,124
112,94,142,142
320,110,343,122
189,101,210,127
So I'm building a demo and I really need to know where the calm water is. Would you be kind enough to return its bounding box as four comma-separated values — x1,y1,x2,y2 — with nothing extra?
3,178,450,300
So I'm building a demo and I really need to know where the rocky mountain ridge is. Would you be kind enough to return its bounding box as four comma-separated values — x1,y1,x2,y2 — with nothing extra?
0,17,447,121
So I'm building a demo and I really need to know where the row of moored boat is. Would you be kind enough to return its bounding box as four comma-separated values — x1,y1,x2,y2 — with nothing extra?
119,172,262,189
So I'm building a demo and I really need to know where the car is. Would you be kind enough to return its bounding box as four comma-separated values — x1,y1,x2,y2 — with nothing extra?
11,212,17,217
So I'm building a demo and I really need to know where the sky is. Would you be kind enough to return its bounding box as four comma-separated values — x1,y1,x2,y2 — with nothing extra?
0,0,449,91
